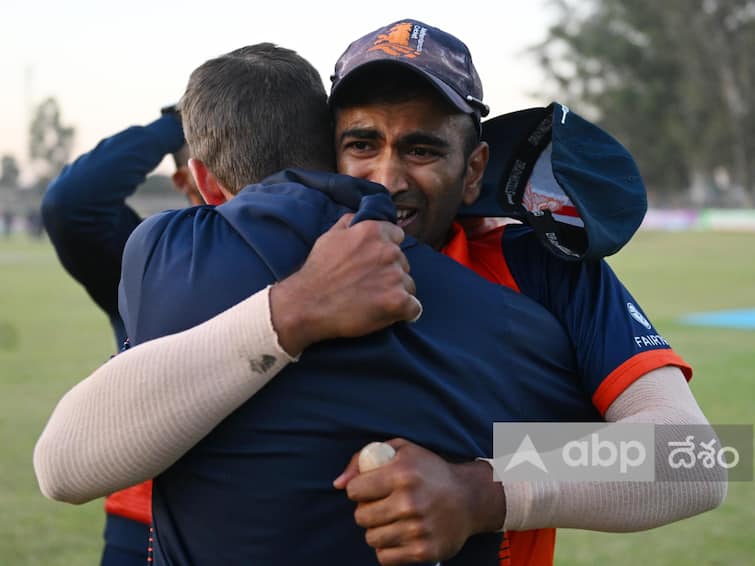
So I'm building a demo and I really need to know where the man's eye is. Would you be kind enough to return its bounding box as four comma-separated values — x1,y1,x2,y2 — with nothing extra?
410,147,440,158
345,141,371,151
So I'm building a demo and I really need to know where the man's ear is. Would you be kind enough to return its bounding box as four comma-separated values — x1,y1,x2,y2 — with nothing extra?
171,167,204,206
462,141,489,206
188,158,229,205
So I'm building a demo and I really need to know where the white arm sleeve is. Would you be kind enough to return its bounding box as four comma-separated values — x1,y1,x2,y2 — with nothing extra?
501,366,727,532
33,286,294,504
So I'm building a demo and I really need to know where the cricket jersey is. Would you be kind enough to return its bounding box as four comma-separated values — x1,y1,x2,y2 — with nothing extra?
119,169,689,566
442,222,691,566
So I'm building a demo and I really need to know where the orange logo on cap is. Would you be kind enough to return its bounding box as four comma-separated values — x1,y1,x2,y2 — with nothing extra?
369,22,419,58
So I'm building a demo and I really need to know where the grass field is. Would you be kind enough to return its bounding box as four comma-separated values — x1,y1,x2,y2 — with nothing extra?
1,230,753,565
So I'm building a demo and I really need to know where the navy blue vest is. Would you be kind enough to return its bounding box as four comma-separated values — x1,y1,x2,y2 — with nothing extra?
120,170,593,565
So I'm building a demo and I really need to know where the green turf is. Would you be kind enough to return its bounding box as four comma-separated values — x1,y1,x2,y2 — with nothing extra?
0,231,752,564
556,231,755,566
0,236,111,564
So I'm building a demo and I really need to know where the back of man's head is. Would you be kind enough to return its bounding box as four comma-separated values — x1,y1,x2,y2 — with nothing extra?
180,43,335,193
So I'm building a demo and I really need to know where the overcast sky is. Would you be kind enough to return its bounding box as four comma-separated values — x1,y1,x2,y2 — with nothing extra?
1,0,553,179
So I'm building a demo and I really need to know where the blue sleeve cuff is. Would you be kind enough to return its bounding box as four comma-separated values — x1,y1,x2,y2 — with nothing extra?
144,113,186,156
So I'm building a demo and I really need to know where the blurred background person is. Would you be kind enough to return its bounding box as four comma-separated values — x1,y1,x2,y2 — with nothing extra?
39,104,201,566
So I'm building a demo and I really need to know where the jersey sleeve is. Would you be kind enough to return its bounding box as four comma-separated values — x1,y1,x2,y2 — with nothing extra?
501,224,692,415
41,114,186,344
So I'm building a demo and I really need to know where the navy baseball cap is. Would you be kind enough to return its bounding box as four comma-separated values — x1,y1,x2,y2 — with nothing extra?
330,19,490,123
458,102,647,260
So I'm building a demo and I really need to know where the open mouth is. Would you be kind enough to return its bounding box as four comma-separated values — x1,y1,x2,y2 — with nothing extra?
396,207,418,228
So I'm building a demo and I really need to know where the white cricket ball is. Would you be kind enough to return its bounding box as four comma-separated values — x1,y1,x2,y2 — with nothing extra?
358,442,396,472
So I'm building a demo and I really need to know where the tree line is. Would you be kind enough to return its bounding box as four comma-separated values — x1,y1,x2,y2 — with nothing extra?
0,98,176,228
533,0,755,206
1,97,74,198
5,6,754,210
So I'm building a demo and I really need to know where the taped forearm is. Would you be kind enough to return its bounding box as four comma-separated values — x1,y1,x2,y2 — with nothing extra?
34,286,293,504
503,477,725,532
502,367,727,532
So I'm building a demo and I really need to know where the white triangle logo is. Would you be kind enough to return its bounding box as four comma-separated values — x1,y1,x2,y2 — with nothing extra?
503,434,548,473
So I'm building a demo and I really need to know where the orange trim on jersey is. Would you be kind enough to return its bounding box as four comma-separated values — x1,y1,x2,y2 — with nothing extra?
504,529,556,566
467,225,521,291
442,222,474,271
443,222,521,291
592,350,693,415
498,532,512,566
443,223,554,564
104,480,153,525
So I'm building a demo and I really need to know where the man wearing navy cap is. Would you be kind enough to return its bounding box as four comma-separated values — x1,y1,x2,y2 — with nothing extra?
326,20,716,564
36,22,724,566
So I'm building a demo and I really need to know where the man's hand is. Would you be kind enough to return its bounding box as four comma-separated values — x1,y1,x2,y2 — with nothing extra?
333,439,506,566
270,214,421,357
